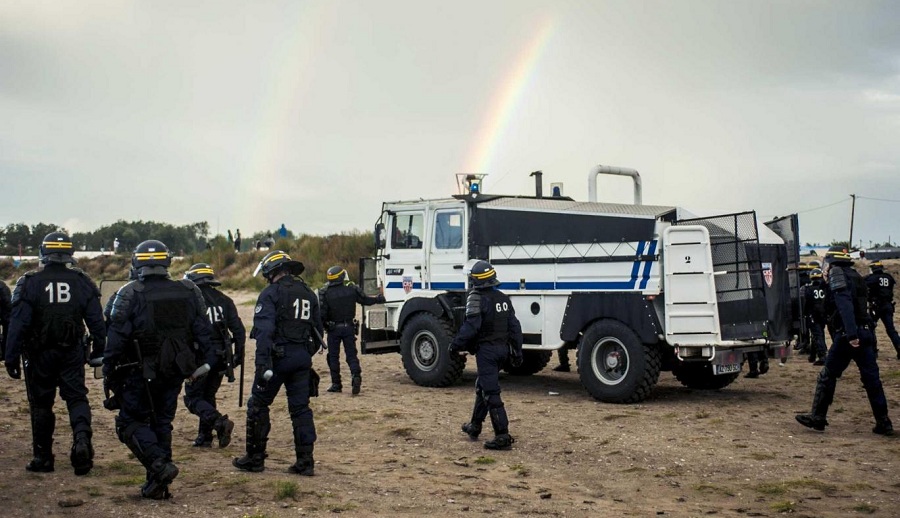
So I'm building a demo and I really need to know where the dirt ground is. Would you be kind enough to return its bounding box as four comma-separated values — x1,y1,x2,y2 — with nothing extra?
1,290,899,518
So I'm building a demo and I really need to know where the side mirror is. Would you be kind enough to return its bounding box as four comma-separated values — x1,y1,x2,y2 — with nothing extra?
375,223,386,249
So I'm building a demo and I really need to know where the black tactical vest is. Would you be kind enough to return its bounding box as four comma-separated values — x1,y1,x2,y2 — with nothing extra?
138,280,197,379
31,269,85,350
323,284,357,323
806,280,827,316
827,266,869,331
870,273,894,304
477,289,510,347
199,285,230,345
275,277,315,344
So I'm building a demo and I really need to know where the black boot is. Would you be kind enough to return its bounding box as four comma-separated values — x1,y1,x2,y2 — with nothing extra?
214,414,235,448
70,432,94,476
326,383,342,393
288,446,315,476
484,434,515,450
26,448,54,473
232,452,266,472
795,413,828,431
461,422,481,440
873,417,894,436
141,458,179,500
351,374,362,396
192,421,213,447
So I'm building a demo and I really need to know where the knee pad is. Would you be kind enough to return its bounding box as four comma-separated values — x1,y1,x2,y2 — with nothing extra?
484,392,504,410
816,366,836,384
246,396,269,420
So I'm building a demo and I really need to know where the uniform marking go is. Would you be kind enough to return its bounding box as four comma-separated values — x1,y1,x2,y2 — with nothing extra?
293,298,311,320
44,282,72,303
495,302,509,312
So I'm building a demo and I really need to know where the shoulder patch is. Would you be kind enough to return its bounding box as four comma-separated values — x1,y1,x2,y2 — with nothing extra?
828,266,848,291
255,304,263,314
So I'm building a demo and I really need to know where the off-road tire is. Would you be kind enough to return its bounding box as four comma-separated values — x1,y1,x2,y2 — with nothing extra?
400,313,465,387
503,350,552,376
578,319,660,404
672,361,741,390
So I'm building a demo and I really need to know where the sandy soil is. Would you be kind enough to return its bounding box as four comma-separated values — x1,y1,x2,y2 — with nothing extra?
0,289,898,518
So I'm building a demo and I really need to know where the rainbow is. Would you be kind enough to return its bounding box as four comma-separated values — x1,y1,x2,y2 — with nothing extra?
462,17,558,187
237,2,337,227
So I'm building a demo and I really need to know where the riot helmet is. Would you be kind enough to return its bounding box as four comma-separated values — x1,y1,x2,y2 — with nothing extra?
184,263,220,286
808,260,821,269
40,231,75,265
870,260,884,273
253,250,304,282
326,265,348,286
809,268,823,280
823,246,852,266
469,260,500,288
132,240,171,279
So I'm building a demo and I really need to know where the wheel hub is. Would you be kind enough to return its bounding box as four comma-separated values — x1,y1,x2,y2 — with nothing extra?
605,351,620,369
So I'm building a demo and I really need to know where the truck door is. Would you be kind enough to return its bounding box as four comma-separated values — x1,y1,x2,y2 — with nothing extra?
384,210,426,300
427,208,466,291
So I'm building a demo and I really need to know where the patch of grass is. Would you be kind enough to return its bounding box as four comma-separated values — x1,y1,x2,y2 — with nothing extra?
602,414,631,421
381,410,403,418
274,480,299,500
846,483,874,491
103,459,144,476
321,410,375,424
330,503,358,513
710,417,725,425
693,484,735,497
622,466,646,473
223,475,252,488
786,478,838,495
509,463,530,477
834,406,845,414
84,487,102,497
883,369,900,380
110,475,146,486
474,456,496,465
771,500,795,513
853,503,877,514
598,438,611,446
747,452,776,461
662,412,678,419
695,410,710,419
755,483,788,496
242,511,270,518
390,427,414,438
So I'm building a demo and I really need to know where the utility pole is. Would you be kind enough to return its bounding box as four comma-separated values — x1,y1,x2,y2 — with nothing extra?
848,194,856,249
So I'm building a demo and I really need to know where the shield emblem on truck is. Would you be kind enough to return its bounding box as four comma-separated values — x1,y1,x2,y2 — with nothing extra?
762,262,773,288
402,276,413,293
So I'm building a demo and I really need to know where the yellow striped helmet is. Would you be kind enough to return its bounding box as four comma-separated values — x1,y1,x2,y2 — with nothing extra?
469,260,500,288
253,249,304,281
132,240,171,270
870,260,884,272
824,246,852,265
326,265,348,286
40,231,75,265
810,268,823,280
184,263,220,286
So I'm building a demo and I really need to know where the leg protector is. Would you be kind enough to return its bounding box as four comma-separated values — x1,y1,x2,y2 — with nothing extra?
487,405,509,436
470,387,488,427
244,396,271,455
811,366,837,419
70,430,94,476
288,436,315,476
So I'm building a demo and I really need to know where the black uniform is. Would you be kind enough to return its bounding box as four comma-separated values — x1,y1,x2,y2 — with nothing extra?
104,276,215,498
865,270,900,357
319,281,384,391
240,274,322,471
796,263,892,434
5,264,106,473
0,281,11,359
801,279,828,363
450,287,523,446
183,283,245,446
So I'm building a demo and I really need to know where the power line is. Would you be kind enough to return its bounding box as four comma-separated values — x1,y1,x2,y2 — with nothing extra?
795,197,850,215
857,195,900,204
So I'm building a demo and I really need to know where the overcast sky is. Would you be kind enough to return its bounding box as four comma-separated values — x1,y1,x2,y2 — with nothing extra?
2,1,899,246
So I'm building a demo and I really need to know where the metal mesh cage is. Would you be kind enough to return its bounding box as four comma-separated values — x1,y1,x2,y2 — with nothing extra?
675,211,768,340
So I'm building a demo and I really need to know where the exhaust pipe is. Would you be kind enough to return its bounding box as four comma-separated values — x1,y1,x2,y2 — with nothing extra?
587,165,642,205
530,171,543,198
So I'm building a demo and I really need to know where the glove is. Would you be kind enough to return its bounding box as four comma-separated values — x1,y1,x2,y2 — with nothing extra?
232,347,244,367
88,356,104,368
6,359,21,379
448,341,462,355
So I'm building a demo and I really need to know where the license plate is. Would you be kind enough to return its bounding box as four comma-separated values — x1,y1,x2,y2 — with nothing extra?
714,363,741,375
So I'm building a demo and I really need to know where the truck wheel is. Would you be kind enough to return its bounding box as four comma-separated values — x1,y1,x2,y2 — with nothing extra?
673,362,741,390
578,319,660,404
400,313,466,387
503,350,552,376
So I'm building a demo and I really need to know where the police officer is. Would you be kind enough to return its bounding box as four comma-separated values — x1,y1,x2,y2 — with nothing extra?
450,261,523,450
233,250,322,475
104,240,216,499
4,232,106,474
795,247,893,435
182,263,245,448
802,268,828,365
0,280,10,360
865,260,900,359
319,265,385,394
